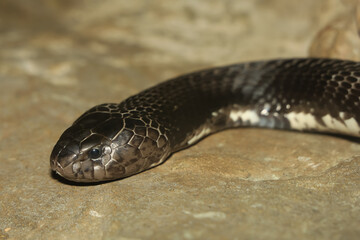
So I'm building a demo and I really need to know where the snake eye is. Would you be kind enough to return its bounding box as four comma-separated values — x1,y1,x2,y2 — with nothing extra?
89,147,102,159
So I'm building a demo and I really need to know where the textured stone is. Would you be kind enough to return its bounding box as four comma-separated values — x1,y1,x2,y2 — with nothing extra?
0,0,359,239
309,0,360,60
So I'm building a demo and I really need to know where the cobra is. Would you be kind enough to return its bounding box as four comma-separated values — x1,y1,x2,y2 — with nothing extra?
50,58,360,182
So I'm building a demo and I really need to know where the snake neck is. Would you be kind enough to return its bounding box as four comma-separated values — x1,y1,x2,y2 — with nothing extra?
127,58,360,151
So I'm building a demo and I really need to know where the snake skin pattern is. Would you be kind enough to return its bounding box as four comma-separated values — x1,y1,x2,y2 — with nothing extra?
50,58,360,182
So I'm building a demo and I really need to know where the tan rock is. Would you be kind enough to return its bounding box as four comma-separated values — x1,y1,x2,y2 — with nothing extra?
0,0,359,239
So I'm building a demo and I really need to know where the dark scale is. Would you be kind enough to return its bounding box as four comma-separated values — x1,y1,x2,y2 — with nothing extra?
50,58,360,182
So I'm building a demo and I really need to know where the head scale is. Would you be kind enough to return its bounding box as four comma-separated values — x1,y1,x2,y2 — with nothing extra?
50,103,170,182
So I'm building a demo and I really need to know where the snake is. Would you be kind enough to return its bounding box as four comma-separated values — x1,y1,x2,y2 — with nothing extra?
50,58,360,182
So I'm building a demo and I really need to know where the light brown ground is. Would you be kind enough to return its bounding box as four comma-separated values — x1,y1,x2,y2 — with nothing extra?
0,1,359,239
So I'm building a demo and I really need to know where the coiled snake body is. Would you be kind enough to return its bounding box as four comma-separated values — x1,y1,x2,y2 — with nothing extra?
50,58,360,182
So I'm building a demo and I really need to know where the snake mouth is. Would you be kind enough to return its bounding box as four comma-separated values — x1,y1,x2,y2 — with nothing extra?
52,160,108,182
52,155,109,182
51,152,109,182
50,142,103,182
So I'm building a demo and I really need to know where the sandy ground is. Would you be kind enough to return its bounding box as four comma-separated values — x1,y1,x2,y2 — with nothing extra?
0,1,359,239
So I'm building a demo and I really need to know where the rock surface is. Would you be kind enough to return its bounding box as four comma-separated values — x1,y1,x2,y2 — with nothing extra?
0,0,359,239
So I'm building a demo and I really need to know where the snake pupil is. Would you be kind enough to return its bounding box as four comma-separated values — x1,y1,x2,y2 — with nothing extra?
89,148,102,159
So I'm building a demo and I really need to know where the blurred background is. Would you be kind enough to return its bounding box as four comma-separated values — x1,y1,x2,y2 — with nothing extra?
1,0,360,239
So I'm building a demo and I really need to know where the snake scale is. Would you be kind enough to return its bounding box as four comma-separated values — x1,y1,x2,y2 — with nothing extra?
50,58,360,182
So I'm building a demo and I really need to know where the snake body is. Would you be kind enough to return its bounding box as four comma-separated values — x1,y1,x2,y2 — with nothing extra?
50,58,360,182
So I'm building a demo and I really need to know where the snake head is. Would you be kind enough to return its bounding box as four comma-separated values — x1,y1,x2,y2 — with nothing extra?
50,104,170,182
